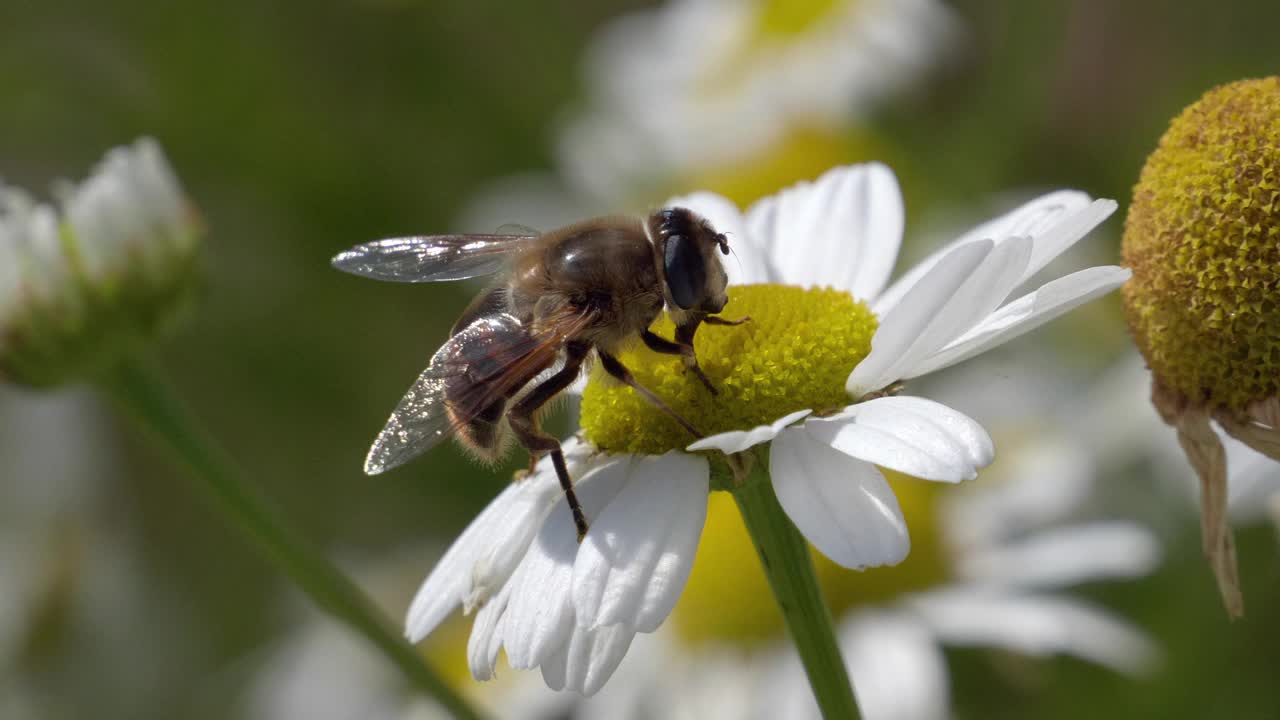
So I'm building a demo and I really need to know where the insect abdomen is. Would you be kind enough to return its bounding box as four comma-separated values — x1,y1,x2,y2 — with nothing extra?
442,314,546,463
448,398,507,461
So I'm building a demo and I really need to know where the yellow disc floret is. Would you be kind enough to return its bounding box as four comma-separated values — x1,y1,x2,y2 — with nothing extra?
753,0,845,40
1122,77,1280,414
580,284,877,455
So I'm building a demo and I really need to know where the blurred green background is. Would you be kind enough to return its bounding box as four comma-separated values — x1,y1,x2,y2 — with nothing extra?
1,0,1278,718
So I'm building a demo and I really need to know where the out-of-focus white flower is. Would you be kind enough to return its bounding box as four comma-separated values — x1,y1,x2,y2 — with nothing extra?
401,163,1128,698
559,0,957,204
0,385,192,717
247,550,574,720
456,0,958,233
0,138,201,386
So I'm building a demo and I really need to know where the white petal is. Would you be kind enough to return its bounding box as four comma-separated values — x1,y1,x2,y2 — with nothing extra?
1016,199,1118,286
540,623,637,696
467,442,619,612
841,611,949,720
405,481,534,643
502,459,632,670
852,236,1033,391
744,163,904,296
803,397,993,482
873,190,1093,315
574,453,709,632
957,522,1161,588
686,409,812,453
846,239,992,397
771,426,909,569
909,588,1160,675
905,265,1132,378
663,190,770,287
465,475,563,614
467,583,511,681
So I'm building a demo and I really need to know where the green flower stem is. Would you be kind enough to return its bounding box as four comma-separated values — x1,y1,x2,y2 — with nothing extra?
731,461,860,720
101,358,486,720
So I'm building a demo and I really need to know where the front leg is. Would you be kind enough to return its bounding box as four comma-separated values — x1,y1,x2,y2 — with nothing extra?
642,329,717,395
598,350,704,439
704,314,750,326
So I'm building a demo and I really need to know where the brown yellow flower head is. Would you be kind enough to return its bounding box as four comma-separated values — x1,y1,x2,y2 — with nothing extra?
1122,77,1280,416
1121,77,1280,619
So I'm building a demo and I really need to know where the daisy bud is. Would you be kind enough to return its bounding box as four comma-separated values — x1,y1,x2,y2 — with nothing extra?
1121,77,1280,617
0,138,202,387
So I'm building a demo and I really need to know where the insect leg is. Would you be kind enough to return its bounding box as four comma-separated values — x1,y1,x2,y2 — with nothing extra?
704,314,751,326
597,350,704,439
508,343,591,540
641,329,717,395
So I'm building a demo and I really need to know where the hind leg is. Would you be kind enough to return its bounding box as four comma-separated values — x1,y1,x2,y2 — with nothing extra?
508,343,591,540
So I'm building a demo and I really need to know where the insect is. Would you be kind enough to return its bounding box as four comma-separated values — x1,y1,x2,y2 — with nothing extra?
332,208,744,540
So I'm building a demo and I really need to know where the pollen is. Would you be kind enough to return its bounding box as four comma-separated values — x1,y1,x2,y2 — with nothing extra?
580,284,877,455
1122,77,1280,414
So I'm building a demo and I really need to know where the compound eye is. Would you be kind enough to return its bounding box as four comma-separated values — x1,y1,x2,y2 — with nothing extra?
664,233,706,310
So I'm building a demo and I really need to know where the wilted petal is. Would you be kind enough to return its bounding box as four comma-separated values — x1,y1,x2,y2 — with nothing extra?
841,611,949,720
686,409,811,454
574,453,709,632
771,426,909,569
804,397,993,482
909,587,1160,674
846,240,992,397
905,265,1132,378
1223,430,1280,522
745,163,904,297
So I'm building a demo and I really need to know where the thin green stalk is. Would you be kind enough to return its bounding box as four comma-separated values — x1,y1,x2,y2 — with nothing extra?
731,462,860,720
101,358,485,720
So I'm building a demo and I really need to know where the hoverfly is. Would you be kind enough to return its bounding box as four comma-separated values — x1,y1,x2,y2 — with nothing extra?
333,208,743,539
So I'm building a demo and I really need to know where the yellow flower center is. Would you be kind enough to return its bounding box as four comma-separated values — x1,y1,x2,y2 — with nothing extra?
673,472,948,647
1122,76,1280,413
580,284,877,455
752,0,847,40
679,126,887,209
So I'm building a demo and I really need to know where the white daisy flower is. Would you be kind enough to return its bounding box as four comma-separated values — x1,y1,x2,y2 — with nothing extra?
559,0,957,204
569,416,1160,720
0,138,201,387
404,163,1129,695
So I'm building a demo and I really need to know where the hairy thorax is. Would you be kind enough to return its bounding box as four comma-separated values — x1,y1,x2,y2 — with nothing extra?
509,217,665,352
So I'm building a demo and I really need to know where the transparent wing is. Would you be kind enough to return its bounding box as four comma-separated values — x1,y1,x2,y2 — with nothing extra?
363,308,594,475
331,232,540,283
496,223,542,237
